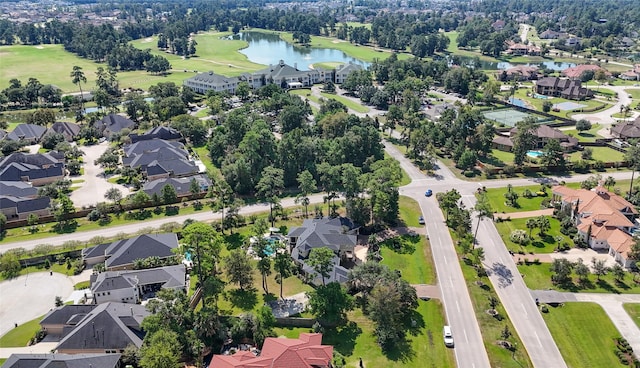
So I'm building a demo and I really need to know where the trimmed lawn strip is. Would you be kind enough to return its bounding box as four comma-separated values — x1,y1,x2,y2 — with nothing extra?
0,263,75,282
622,304,640,329
398,195,422,227
568,146,625,162
626,89,640,100
483,184,551,213
561,123,603,142
381,235,435,284
494,216,563,254
518,263,640,294
289,89,321,104
273,300,455,367
542,302,625,368
0,315,43,347
74,280,90,290
319,92,369,113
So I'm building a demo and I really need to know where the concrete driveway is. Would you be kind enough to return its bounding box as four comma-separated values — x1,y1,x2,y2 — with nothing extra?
70,141,129,208
0,272,73,338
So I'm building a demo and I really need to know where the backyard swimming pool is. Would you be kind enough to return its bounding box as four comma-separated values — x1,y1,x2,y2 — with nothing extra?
534,94,550,99
527,150,544,158
509,97,527,107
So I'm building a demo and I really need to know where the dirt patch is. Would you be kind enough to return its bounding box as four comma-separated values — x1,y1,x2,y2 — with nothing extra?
141,37,153,43
35,46,44,49
332,40,346,44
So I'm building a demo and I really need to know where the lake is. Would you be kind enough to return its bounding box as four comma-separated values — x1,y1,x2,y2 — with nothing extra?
232,32,369,70
454,55,576,71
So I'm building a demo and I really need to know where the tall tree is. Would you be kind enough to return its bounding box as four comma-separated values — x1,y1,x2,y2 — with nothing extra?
512,118,538,166
307,282,354,325
473,193,493,244
273,241,294,300
224,249,254,290
139,330,181,368
296,170,317,218
624,141,640,199
308,247,335,285
256,166,285,228
70,66,87,111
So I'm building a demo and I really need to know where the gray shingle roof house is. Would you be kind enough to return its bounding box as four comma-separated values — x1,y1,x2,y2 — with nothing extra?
0,162,64,186
122,140,198,180
82,233,179,271
46,122,81,142
0,151,65,168
0,195,50,220
6,124,47,143
41,303,149,354
534,77,594,100
287,217,359,285
334,63,363,84
492,125,579,152
93,114,135,138
89,264,187,304
129,126,183,143
2,353,121,368
610,117,640,139
0,180,38,198
141,174,211,197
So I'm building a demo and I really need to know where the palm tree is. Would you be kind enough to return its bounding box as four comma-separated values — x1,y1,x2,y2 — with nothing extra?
70,66,87,112
526,218,537,238
604,176,616,191
473,194,494,245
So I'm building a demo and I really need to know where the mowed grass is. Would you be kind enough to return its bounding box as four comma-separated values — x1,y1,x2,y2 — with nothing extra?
568,146,626,162
483,184,551,213
398,195,422,227
518,263,640,294
0,43,194,92
289,89,322,104
626,89,640,100
542,302,625,368
623,303,640,328
381,235,436,285
319,92,369,113
494,216,563,253
561,123,603,142
0,315,43,347
273,300,455,368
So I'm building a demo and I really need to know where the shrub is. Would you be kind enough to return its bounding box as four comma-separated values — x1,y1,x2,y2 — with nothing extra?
509,229,529,245
540,305,549,313
503,165,516,176
463,170,475,177
522,189,534,198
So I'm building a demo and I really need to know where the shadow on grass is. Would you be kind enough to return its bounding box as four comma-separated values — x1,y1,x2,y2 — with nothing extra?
225,233,245,250
382,337,416,363
480,155,506,167
322,321,362,356
596,279,621,294
53,221,78,234
263,292,277,303
226,288,258,311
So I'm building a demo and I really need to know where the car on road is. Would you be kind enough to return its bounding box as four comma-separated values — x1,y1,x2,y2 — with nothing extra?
418,215,425,224
425,189,433,197
443,325,454,347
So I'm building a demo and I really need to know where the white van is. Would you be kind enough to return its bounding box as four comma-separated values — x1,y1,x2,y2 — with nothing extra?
443,325,454,347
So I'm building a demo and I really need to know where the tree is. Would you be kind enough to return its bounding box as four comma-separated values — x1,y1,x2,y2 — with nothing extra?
256,166,284,228
308,247,335,285
624,141,640,199
604,176,616,191
611,263,626,283
526,218,537,238
541,139,565,170
504,185,519,208
273,241,294,300
296,170,317,218
236,82,250,101
307,282,354,325
574,258,590,282
105,188,123,210
182,222,223,304
367,278,418,349
0,212,7,234
512,118,538,166
139,330,181,368
208,177,235,234
224,249,254,290
70,66,86,110
591,258,609,281
161,184,178,204
575,119,592,132
536,215,551,236
542,100,553,113
51,196,75,229
0,252,21,279
473,193,493,244
253,219,272,294
550,258,573,285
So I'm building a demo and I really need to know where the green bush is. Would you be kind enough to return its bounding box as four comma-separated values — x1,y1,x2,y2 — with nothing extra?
463,170,475,177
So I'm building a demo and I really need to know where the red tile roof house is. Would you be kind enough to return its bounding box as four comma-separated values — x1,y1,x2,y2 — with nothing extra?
619,64,640,81
552,185,639,268
209,333,332,368
561,64,611,80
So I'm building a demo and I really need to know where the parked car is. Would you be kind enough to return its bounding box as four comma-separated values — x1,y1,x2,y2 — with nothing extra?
425,189,433,197
443,326,454,347
418,216,425,224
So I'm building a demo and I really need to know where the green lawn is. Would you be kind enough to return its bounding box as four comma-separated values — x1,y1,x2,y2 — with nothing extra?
494,217,563,253
623,304,640,328
289,89,322,104
481,149,515,167
319,92,369,113
398,195,422,227
518,263,640,294
561,123,603,142
274,300,455,367
0,315,43,347
626,89,640,100
74,280,90,290
484,184,551,213
312,62,343,70
568,146,626,163
542,303,626,368
192,145,219,176
381,235,436,285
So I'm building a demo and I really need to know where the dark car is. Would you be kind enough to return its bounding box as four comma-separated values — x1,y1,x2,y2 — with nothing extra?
425,189,433,197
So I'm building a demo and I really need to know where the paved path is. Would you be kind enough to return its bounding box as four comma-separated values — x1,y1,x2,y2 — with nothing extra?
0,343,58,358
412,284,441,300
573,85,634,126
495,208,554,220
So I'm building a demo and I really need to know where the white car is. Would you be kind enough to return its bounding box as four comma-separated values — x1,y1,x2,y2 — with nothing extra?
443,326,454,347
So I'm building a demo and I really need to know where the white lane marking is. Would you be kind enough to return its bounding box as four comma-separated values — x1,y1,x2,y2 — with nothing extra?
456,300,461,313
521,303,528,316
534,330,542,346
464,329,469,343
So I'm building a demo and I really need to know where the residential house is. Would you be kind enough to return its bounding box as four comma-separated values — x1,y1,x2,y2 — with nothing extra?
552,185,639,268
562,64,610,80
209,333,332,368
610,117,640,139
505,42,541,56
121,139,198,180
0,195,50,220
564,37,581,47
2,353,121,368
90,264,187,304
534,77,594,100
142,174,211,198
334,62,363,84
94,114,135,138
0,153,65,185
40,302,149,354
129,126,183,143
287,217,359,285
491,20,505,31
46,122,81,142
539,29,562,39
619,64,640,81
82,233,179,271
6,124,47,144
0,180,38,198
500,65,540,81
0,129,6,141
492,125,578,152
251,60,315,88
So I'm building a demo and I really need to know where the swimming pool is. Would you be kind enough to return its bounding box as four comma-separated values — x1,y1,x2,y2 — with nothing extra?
527,150,544,158
509,97,527,108
534,94,550,99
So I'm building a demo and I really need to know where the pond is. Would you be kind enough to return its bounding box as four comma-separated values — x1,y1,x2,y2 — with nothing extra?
232,32,369,70
452,55,576,71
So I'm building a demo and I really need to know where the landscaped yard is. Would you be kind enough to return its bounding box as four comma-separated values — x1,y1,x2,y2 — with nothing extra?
561,123,603,142
625,89,640,100
381,235,436,285
483,184,551,213
623,303,640,329
319,92,369,113
0,315,43,347
518,263,640,294
289,89,322,104
398,195,422,227
274,300,455,368
542,302,626,368
495,216,563,254
568,146,626,163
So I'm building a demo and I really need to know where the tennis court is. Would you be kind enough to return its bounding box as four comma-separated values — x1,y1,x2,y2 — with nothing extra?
483,108,541,127
553,101,586,111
